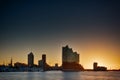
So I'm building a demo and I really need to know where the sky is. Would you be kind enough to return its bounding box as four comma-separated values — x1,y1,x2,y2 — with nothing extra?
0,0,120,69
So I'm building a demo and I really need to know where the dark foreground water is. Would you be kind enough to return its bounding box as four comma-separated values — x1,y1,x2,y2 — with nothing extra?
0,71,120,80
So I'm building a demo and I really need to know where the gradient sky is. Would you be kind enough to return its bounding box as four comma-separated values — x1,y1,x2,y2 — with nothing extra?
0,0,120,69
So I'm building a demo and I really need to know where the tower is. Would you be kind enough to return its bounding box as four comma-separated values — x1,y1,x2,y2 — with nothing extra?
9,57,13,67
28,52,34,67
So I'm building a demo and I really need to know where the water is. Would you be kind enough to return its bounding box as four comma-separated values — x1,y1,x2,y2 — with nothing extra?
0,71,120,80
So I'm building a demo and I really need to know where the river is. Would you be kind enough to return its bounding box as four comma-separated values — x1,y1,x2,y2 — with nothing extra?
0,71,120,80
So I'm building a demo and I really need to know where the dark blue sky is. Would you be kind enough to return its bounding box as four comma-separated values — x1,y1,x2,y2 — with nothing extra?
1,0,120,40
1,0,120,50
0,0,120,67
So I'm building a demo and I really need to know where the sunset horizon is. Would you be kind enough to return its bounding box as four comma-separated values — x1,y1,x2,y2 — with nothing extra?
0,0,120,70
0,1,120,80
0,44,119,70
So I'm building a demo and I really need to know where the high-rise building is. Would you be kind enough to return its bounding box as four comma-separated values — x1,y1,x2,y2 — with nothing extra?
9,57,13,67
62,45,84,71
42,54,46,64
42,54,46,71
28,52,34,67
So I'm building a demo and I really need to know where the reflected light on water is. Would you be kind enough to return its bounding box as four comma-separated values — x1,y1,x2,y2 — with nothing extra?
0,71,120,80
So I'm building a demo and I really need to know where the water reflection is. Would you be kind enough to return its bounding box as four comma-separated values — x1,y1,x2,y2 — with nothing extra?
0,71,120,80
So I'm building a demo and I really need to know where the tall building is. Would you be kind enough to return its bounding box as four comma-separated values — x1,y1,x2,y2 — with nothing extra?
62,45,84,71
28,52,34,67
42,54,46,64
42,54,46,71
9,57,13,67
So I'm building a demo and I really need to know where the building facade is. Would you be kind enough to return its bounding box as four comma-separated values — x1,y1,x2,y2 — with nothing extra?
62,45,84,71
62,45,79,63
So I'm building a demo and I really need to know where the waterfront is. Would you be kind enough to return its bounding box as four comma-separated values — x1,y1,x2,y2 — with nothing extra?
0,71,120,80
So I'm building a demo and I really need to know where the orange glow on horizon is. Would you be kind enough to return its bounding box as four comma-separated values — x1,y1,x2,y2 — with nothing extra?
0,37,120,69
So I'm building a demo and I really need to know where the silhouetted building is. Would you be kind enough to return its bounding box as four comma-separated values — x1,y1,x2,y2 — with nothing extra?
93,62,107,71
42,54,46,64
62,45,84,71
8,58,13,67
38,60,43,67
38,54,50,71
28,52,34,67
42,54,46,71
54,63,59,70
93,62,98,71
55,63,58,68
14,62,27,68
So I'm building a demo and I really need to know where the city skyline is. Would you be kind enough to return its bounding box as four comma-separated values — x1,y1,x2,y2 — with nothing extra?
0,45,119,70
0,0,120,69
